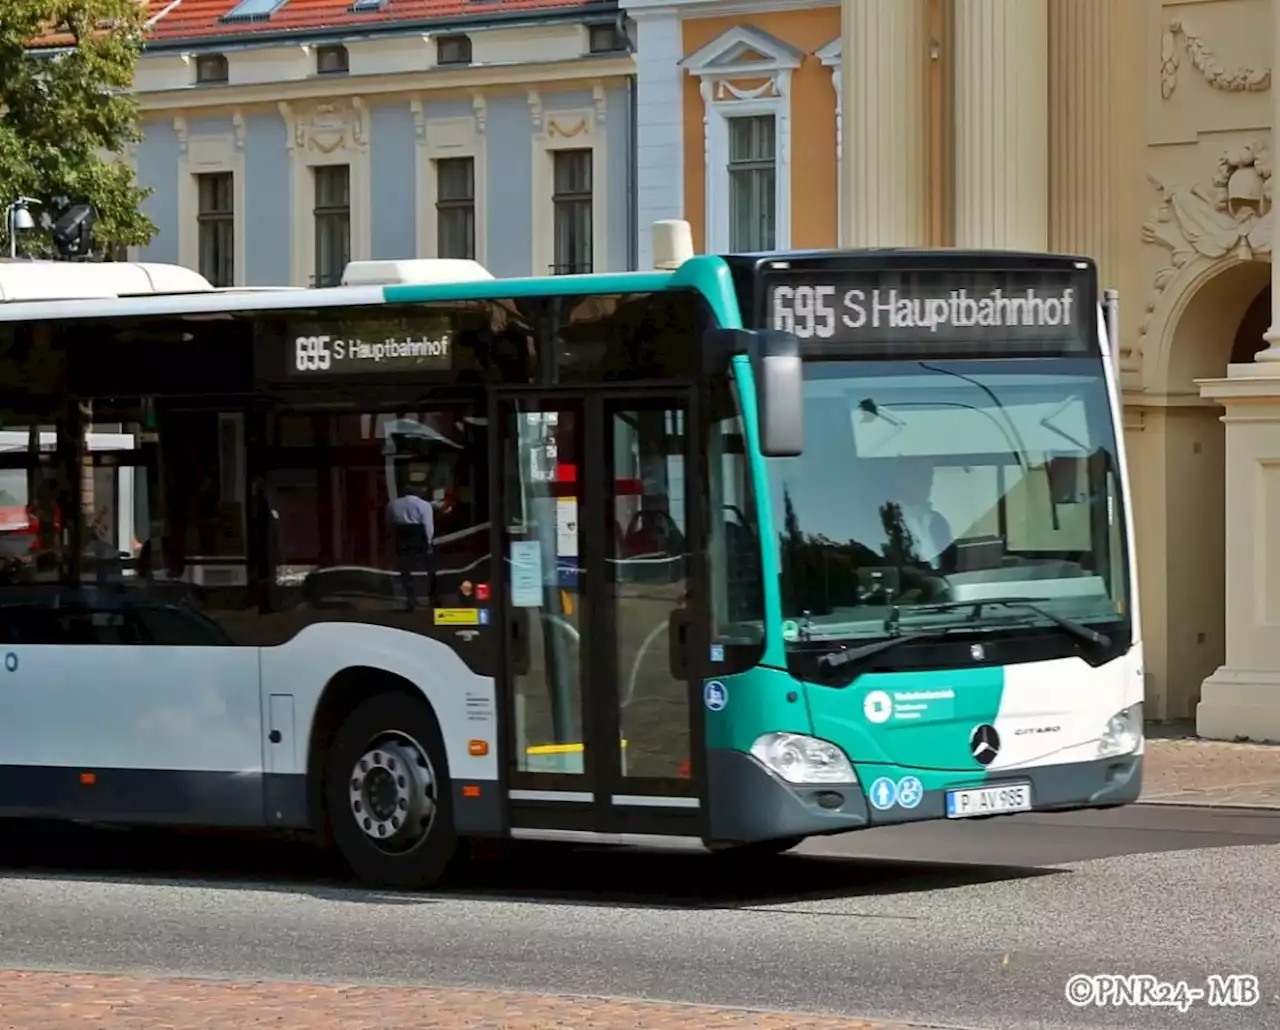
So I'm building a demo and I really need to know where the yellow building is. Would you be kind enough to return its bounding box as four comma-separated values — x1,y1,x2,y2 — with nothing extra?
625,0,1280,739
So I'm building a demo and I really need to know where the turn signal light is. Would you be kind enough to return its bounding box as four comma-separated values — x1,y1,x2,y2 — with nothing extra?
468,739,489,756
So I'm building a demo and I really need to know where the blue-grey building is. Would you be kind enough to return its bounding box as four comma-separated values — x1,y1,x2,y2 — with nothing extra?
124,0,637,286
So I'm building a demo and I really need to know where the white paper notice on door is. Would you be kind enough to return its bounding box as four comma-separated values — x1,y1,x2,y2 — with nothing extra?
556,497,578,557
510,540,542,607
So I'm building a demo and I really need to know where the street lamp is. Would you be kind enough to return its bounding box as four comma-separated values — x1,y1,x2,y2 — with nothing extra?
7,197,41,259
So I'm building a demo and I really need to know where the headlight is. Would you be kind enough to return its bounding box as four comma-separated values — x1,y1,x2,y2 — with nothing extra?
1098,701,1143,758
750,732,858,784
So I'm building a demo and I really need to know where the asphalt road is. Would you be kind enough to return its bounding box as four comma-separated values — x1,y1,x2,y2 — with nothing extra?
0,804,1278,1030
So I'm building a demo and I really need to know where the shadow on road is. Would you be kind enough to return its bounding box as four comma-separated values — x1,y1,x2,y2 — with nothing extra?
0,821,1060,909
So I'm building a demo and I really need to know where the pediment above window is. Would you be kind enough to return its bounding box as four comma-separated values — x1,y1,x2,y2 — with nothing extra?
816,36,840,69
680,23,804,90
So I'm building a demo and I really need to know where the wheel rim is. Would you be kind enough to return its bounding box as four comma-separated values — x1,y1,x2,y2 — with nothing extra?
347,730,437,854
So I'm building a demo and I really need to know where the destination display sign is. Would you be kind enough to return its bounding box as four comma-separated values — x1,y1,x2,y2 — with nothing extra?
286,316,454,377
762,266,1093,355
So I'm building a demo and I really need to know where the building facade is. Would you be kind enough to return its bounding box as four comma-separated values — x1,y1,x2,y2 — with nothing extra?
116,0,637,286
624,0,1280,738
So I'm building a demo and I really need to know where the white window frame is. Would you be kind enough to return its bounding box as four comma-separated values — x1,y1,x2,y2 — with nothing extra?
410,93,488,265
716,104,783,253
278,98,372,287
680,25,800,253
816,36,842,245
174,114,247,286
528,84,610,275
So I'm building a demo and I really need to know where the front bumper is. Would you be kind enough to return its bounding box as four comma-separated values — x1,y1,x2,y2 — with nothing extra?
704,747,1142,842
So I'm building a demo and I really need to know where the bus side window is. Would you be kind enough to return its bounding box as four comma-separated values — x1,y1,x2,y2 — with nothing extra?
74,401,256,643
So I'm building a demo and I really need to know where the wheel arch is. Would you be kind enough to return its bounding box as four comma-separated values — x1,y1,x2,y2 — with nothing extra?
306,665,435,838
261,624,499,836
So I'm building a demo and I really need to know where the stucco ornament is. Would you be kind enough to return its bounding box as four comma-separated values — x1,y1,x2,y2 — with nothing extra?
1160,20,1271,99
1144,142,1272,264
1139,142,1272,346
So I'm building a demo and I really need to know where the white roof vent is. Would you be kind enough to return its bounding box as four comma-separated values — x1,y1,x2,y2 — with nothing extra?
652,220,695,270
0,259,214,301
340,258,495,287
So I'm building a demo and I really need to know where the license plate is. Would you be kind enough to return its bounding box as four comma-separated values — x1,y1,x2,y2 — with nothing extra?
945,783,1032,818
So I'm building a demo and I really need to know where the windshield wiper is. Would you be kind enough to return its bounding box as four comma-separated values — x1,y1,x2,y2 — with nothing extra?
817,628,956,670
908,597,1111,647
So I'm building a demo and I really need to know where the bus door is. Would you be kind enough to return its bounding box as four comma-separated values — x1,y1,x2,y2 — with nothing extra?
495,389,706,839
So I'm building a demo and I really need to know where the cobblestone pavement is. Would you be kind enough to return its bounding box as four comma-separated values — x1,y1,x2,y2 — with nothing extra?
1143,727,1280,807
0,971,921,1030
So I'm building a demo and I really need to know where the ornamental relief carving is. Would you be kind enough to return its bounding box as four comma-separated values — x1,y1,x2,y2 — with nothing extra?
279,98,369,153
1138,141,1272,343
700,77,782,102
1160,20,1271,99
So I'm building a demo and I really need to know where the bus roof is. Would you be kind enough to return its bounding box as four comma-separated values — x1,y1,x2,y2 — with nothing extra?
0,266,699,324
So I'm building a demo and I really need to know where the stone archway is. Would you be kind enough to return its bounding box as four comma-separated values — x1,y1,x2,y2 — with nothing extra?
1143,260,1270,722
1232,284,1272,364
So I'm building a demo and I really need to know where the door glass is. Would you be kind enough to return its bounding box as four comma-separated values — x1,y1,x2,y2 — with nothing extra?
609,404,691,781
504,401,585,776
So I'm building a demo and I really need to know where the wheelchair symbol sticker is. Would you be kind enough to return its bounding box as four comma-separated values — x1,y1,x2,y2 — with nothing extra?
896,775,924,809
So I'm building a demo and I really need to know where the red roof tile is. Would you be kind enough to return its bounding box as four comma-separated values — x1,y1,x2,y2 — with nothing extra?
29,0,174,49
145,0,610,44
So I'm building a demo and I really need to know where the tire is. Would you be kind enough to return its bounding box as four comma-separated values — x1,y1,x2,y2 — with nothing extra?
324,690,459,890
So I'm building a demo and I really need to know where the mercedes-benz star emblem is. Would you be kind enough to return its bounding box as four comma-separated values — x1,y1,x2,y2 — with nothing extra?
970,724,1000,765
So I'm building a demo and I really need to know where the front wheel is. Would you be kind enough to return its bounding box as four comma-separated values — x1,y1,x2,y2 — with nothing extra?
325,691,459,889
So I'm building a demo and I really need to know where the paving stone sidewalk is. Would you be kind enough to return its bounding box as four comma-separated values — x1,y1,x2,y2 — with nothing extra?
1143,727,1280,807
0,971,919,1030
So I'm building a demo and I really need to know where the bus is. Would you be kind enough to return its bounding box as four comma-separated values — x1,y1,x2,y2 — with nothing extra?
0,230,1142,888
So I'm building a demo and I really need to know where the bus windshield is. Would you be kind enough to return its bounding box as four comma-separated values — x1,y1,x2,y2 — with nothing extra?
767,356,1129,646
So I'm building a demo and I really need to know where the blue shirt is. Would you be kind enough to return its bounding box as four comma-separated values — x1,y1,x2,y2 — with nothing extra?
386,493,435,542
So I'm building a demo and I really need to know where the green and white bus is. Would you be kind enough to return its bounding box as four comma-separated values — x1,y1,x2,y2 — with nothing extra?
0,229,1141,888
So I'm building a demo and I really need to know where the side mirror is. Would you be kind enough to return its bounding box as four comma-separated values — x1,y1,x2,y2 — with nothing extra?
750,329,803,456
702,328,804,457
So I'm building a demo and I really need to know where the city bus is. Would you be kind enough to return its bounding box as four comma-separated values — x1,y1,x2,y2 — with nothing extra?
0,230,1142,888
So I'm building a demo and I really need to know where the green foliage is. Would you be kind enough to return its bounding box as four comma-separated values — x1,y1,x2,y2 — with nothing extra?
0,0,155,258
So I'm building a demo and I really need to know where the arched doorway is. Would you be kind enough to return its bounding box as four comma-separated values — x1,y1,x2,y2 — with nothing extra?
1231,285,1271,365
1147,262,1270,721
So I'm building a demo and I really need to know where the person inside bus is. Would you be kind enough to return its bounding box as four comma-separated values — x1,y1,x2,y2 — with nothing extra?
386,473,435,612
887,456,954,568
879,456,957,606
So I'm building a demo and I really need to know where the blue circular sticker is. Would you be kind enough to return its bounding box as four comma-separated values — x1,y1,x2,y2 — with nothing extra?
896,775,923,809
868,776,897,811
3,652,16,672
704,680,727,712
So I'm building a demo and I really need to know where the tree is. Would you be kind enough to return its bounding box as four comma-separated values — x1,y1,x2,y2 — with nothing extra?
0,0,155,258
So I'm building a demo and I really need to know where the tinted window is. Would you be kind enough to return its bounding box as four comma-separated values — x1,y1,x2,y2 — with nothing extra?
551,290,712,382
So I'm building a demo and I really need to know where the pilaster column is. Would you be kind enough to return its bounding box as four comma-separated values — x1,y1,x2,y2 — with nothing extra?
1255,0,1280,363
1194,0,1280,742
1195,370,1280,742
1048,0,1113,271
953,0,1048,250
840,0,929,247
632,10,684,270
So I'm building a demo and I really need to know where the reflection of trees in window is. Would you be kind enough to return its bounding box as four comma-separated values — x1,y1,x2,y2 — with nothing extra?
778,487,882,616
878,501,920,567
779,487,947,617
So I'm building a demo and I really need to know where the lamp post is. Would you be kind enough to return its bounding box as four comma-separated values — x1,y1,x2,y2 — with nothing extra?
7,197,40,259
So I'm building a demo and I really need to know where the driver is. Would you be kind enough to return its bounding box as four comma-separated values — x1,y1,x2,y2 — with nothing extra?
888,456,954,572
